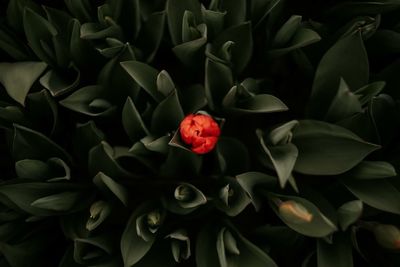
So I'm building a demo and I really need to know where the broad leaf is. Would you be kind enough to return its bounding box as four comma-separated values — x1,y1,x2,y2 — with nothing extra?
308,31,369,118
0,62,47,105
292,120,380,175
341,179,400,215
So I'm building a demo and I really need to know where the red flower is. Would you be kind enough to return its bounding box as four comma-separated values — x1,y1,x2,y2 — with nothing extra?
179,114,221,154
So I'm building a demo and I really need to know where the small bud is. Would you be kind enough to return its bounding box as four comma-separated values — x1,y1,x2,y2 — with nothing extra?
89,200,106,220
279,200,313,223
147,210,161,229
373,224,400,250
174,185,193,202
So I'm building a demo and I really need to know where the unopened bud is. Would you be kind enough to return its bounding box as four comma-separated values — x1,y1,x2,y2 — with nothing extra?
279,200,313,223
373,224,400,250
147,210,161,228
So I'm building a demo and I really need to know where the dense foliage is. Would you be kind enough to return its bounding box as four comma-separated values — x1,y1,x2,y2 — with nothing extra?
1,0,400,266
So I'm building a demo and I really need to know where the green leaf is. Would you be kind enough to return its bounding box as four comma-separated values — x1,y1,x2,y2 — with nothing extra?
317,233,353,267
252,0,282,28
70,19,105,70
325,78,362,122
205,57,233,110
15,159,50,180
25,89,59,135
30,191,82,211
39,66,81,97
172,24,207,67
0,25,31,60
64,0,93,22
122,97,150,142
196,224,220,267
268,120,299,145
345,161,397,180
268,193,338,237
166,0,202,45
151,89,184,135
337,200,363,231
354,81,386,106
236,172,277,211
166,229,191,263
341,179,400,215
0,62,47,106
23,8,57,66
120,61,163,102
156,70,175,96
0,182,88,216
137,11,166,62
73,121,105,165
215,176,251,217
308,31,369,118
88,141,134,178
292,120,380,175
268,27,321,57
212,22,253,73
164,183,207,214
120,203,160,267
80,23,122,40
59,85,116,117
218,0,247,27
272,15,302,47
258,131,298,188
93,172,129,206
12,124,72,164
223,86,288,113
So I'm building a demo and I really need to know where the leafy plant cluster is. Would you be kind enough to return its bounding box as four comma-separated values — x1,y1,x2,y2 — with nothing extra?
1,0,400,266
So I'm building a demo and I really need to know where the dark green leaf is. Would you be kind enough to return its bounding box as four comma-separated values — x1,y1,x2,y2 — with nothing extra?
120,61,163,102
317,233,353,267
120,203,160,267
268,28,321,57
212,22,253,73
151,89,184,135
345,161,397,180
325,78,362,122
0,62,47,106
236,172,277,211
272,15,302,47
93,172,129,206
308,31,369,118
12,124,72,164
205,57,233,110
342,179,400,215
166,0,202,45
292,120,380,175
39,66,81,97
59,85,116,117
23,8,57,66
122,97,149,142
30,191,82,211
337,200,363,231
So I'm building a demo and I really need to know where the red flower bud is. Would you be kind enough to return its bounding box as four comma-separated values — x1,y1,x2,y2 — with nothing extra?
179,114,221,154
